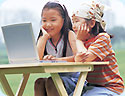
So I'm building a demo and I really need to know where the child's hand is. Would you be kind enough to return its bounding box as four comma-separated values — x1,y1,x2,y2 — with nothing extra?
75,52,88,62
43,55,55,60
41,27,51,39
76,23,90,41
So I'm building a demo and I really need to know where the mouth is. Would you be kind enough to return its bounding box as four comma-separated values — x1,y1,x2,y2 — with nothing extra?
74,30,77,33
45,29,53,33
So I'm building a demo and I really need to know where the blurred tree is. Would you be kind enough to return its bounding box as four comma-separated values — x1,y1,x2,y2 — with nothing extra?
107,26,125,44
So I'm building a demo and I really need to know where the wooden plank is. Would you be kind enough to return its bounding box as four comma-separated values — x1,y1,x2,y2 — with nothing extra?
39,62,109,66
0,62,109,69
73,72,88,96
0,67,45,74
0,65,92,74
44,65,93,73
51,73,68,96
16,73,30,96
0,74,14,96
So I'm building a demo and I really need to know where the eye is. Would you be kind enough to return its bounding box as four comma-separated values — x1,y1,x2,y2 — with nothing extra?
51,19,56,21
75,19,79,23
42,19,46,22
73,20,79,24
75,20,79,23
72,19,79,23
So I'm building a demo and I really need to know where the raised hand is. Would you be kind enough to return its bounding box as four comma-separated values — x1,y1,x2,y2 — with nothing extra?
76,23,90,41
41,27,51,40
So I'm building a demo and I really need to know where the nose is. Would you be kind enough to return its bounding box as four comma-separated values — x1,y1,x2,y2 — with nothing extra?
46,22,51,27
73,24,76,31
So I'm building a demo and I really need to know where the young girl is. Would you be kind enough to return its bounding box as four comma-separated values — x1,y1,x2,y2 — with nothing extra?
34,1,79,96
72,1,124,96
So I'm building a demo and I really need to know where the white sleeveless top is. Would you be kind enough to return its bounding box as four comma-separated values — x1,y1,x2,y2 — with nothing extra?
46,36,73,57
45,35,80,77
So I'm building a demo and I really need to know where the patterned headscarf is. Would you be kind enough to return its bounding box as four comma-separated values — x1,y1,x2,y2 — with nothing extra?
73,1,106,29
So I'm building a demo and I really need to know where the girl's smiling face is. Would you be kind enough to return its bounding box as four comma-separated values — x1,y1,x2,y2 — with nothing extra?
41,8,64,38
72,14,87,33
72,14,96,41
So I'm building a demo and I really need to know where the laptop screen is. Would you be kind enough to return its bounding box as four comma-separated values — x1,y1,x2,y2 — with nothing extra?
1,23,39,64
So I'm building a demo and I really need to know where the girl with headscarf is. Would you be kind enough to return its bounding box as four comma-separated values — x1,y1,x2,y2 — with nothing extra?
72,1,124,96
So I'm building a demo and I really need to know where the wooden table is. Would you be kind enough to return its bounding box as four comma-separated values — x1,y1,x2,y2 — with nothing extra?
0,62,108,96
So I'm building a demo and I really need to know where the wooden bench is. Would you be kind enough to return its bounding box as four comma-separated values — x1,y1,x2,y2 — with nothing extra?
0,62,108,96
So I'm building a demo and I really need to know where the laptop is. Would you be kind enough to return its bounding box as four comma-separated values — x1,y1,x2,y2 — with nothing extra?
1,23,66,64
1,23,39,64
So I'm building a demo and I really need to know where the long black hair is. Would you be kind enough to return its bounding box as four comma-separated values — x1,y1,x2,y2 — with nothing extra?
85,14,113,38
89,21,113,38
37,2,73,57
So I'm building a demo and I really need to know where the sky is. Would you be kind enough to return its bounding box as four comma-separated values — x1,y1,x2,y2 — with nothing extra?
0,0,4,6
0,0,3,3
0,0,125,43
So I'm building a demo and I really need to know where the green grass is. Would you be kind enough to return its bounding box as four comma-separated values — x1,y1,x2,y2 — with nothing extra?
0,49,125,96
115,49,125,81
0,49,8,64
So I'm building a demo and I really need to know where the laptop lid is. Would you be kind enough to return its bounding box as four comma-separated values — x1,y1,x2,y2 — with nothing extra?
1,23,39,64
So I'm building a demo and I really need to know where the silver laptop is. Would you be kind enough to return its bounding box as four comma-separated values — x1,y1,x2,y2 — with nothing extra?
1,23,39,64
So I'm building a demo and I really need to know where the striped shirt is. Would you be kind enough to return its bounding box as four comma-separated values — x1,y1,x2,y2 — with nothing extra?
84,33,124,94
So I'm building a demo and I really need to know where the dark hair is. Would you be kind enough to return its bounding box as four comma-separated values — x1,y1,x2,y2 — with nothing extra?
37,2,73,57
85,18,113,38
